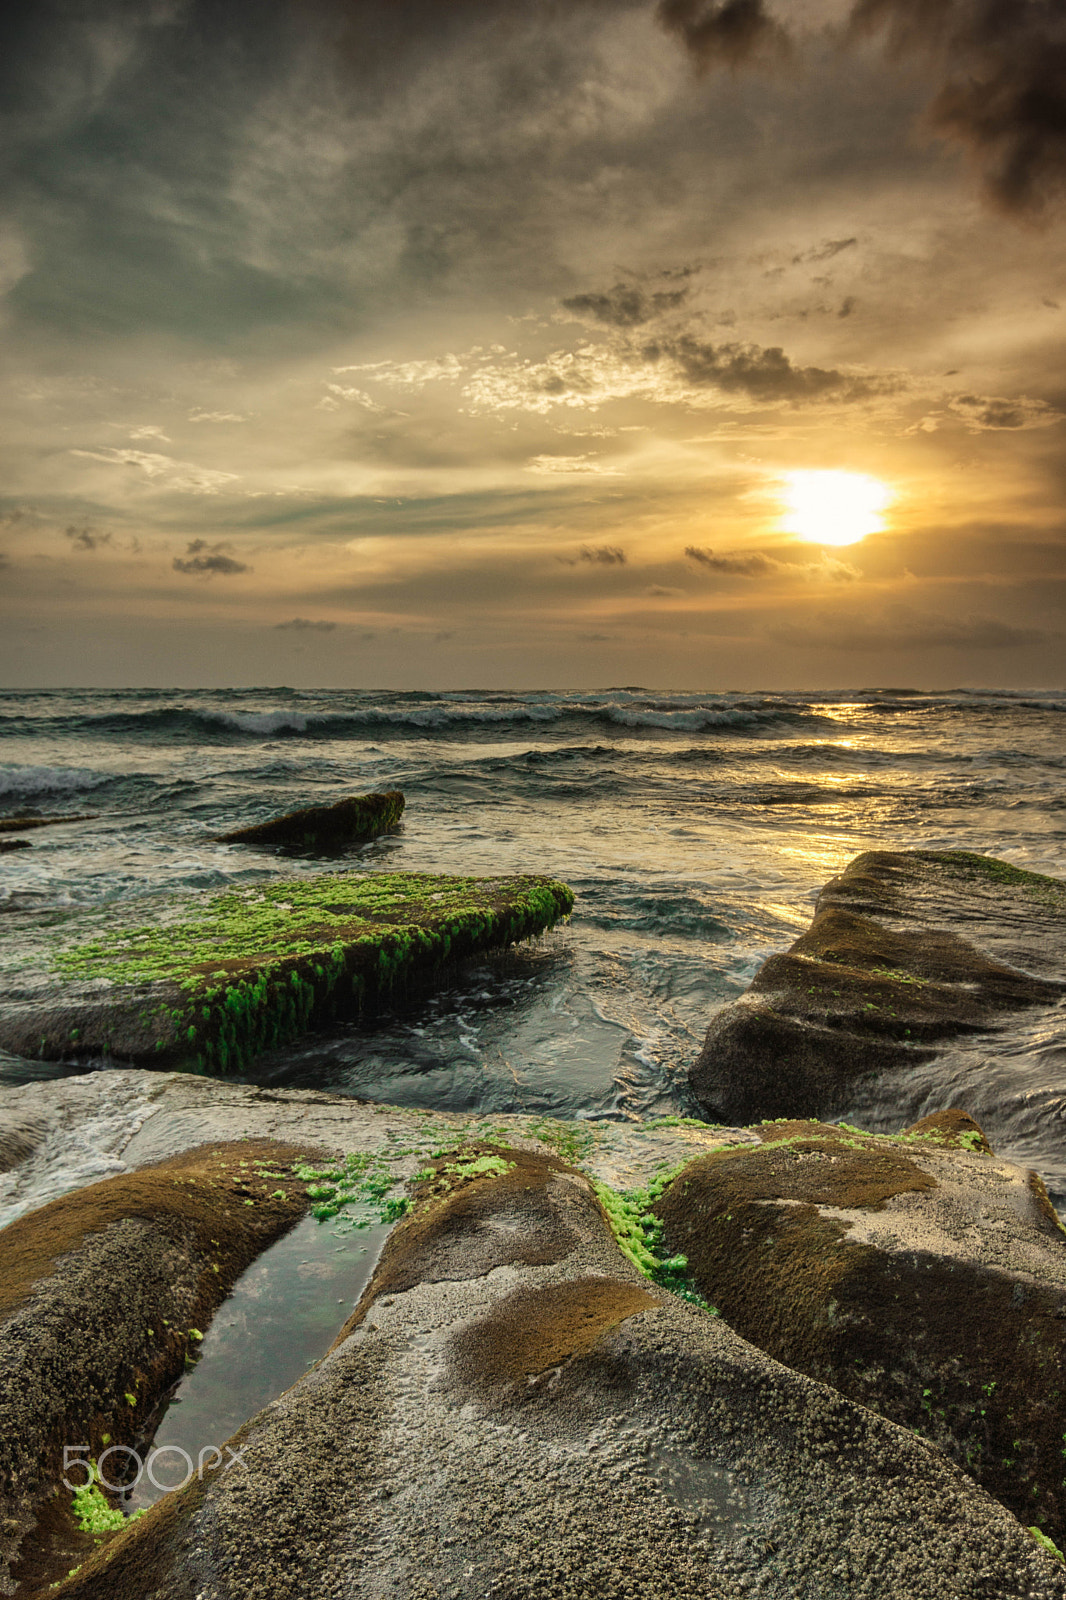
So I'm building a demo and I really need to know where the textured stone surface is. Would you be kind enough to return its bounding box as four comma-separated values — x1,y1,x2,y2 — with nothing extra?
690,850,1066,1125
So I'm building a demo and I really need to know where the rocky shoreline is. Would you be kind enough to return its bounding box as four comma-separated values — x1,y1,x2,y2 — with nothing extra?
1,850,1065,1596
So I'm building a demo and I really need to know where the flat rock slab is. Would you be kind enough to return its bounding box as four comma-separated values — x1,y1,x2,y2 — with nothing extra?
0,870,573,1077
215,789,404,851
690,850,1066,1125
46,1142,1066,1599
655,1113,1066,1545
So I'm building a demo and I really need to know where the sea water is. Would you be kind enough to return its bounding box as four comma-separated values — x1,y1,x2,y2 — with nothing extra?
1,686,1063,1193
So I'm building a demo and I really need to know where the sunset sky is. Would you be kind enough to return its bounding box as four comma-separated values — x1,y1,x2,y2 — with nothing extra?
3,0,1065,689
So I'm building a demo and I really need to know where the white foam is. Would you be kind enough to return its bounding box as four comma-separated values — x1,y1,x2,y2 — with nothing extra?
206,710,309,735
0,765,111,798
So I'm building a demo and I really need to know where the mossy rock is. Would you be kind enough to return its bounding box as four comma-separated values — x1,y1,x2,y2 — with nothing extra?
0,1139,314,1593
47,1142,1066,1599
690,850,1066,1124
0,871,574,1077
215,789,404,852
654,1114,1066,1544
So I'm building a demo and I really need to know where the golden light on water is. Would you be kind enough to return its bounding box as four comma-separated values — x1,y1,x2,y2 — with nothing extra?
781,470,892,547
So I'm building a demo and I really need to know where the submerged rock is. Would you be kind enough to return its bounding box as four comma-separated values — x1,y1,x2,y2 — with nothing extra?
0,841,31,854
690,849,1066,1125
215,789,404,851
0,870,574,1076
0,1139,312,1593
0,814,96,835
40,1138,1066,1598
654,1113,1066,1545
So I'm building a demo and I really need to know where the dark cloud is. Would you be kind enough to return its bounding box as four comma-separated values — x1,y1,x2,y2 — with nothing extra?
793,238,858,265
849,0,1066,216
64,524,110,551
172,539,250,576
949,393,1064,430
774,606,1047,651
686,545,859,580
651,335,854,400
579,544,627,564
275,617,337,631
656,0,790,70
561,282,690,327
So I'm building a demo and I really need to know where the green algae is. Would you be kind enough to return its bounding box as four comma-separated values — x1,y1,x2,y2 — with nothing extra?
937,851,1066,902
40,871,573,1076
594,1168,716,1313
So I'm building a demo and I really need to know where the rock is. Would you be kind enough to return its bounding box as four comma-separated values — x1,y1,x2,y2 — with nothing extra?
0,842,30,854
0,815,96,835
653,1113,1066,1544
215,789,404,851
690,850,1066,1124
0,1140,313,1593
0,870,574,1076
40,1138,1066,1598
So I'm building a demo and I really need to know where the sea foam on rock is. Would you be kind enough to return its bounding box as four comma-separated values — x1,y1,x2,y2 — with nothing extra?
690,850,1066,1126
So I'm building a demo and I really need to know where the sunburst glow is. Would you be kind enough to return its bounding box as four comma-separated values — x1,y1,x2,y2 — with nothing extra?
781,470,891,547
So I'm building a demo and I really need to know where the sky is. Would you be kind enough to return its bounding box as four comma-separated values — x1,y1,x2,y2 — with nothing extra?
2,0,1065,690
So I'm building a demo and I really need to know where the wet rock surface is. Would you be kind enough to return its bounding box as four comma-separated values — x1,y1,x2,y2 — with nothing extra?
41,1141,1066,1600
654,1113,1066,1544
215,789,404,852
690,850,1066,1125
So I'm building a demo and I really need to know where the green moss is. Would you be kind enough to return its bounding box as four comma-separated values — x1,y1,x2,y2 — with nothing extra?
1029,1527,1065,1562
71,1481,127,1536
593,1168,716,1312
937,851,1066,900
44,872,573,1076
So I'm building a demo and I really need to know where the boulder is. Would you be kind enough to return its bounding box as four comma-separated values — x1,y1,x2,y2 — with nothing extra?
0,870,574,1076
215,789,404,851
654,1113,1066,1543
0,842,30,854
690,850,1066,1124
0,1140,313,1593
40,1139,1066,1599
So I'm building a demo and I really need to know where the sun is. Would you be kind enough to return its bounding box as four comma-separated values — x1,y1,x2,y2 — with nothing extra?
781,470,891,547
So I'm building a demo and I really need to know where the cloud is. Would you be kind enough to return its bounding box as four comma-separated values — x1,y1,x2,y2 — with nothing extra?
172,539,250,576
773,605,1047,651
559,543,628,565
849,0,1066,217
64,524,110,552
686,545,860,580
127,424,171,442
561,282,690,328
792,238,859,265
188,411,247,423
526,453,619,474
650,335,856,401
71,449,240,495
949,393,1064,431
657,0,791,70
275,617,337,632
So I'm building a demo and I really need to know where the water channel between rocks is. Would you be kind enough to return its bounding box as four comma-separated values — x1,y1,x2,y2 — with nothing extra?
123,1213,393,1512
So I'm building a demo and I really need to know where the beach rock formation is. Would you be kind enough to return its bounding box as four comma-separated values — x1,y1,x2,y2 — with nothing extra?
0,815,96,836
215,789,404,851
0,1140,313,1594
0,842,30,854
35,1139,1066,1600
690,850,1066,1125
0,871,574,1076
654,1113,1066,1544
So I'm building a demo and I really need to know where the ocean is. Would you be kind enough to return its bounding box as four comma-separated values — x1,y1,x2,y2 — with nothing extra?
2,686,1064,1195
